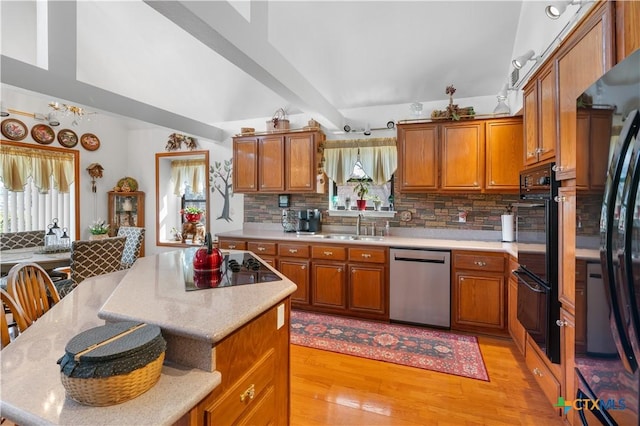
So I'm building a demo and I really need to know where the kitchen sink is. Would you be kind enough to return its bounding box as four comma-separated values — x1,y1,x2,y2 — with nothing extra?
314,234,384,241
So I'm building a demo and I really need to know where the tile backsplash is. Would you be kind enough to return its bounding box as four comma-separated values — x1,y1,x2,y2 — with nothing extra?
243,191,520,231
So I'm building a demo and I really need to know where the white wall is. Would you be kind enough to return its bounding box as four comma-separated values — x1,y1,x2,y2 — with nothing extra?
507,1,596,112
1,85,244,254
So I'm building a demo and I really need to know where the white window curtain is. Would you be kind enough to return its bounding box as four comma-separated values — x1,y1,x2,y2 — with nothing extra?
171,159,206,196
0,144,75,193
323,138,397,185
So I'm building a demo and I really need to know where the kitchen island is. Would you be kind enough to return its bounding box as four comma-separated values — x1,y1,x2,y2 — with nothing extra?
0,249,296,425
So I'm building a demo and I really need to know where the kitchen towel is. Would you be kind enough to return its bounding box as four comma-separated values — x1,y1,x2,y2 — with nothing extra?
501,214,515,242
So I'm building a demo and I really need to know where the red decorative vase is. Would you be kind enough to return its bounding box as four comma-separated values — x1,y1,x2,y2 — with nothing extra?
356,200,367,210
185,213,202,223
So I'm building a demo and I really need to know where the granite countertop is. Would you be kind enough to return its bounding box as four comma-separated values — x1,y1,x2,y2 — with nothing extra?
217,228,519,257
0,270,220,426
216,228,601,262
1,250,297,425
99,249,296,345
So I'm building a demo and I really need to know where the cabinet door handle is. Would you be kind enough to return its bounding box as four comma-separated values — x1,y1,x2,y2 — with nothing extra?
337,268,342,272
301,265,306,270
240,384,255,402
257,247,266,251
289,248,298,254
552,164,563,172
532,367,543,377
228,244,236,249
361,253,372,258
556,319,570,327
324,251,333,256
536,148,545,154
474,261,486,267
554,195,566,203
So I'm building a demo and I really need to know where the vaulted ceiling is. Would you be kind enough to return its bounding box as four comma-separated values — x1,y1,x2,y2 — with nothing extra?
1,1,525,140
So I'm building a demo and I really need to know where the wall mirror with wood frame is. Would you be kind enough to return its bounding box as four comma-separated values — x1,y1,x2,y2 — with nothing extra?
155,150,210,247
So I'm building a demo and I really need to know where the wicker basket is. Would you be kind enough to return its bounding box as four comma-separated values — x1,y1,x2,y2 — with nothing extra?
61,352,164,406
58,321,166,406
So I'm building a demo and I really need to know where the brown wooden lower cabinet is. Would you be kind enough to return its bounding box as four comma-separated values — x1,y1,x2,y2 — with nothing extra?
451,250,507,336
312,262,347,309
507,256,526,353
279,259,310,305
526,337,561,415
560,307,576,425
185,299,290,425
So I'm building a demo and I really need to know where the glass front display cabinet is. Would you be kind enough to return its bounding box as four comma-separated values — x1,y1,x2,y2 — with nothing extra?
107,191,145,256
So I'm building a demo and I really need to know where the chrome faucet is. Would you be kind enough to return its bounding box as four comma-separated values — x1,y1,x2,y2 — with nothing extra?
356,213,363,236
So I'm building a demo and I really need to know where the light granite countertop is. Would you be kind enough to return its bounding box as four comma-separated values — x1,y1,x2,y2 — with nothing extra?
215,227,601,262
1,249,297,425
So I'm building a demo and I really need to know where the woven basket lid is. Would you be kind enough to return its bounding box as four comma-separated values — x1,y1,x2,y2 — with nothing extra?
58,321,166,379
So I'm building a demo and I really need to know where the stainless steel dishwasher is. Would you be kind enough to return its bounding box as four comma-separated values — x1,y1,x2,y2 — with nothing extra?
389,248,451,328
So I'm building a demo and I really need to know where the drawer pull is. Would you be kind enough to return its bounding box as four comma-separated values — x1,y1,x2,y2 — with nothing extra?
474,261,487,267
228,245,236,249
556,319,569,327
361,253,372,258
257,247,266,251
532,367,543,377
324,251,333,256
289,248,298,254
240,384,255,403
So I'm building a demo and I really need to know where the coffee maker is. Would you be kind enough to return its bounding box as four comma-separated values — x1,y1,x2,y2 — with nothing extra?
296,209,322,233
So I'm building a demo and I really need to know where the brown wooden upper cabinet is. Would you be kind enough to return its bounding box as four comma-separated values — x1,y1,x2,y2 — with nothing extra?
615,0,640,63
485,118,524,192
523,62,557,168
555,0,614,180
397,116,522,193
576,108,613,191
233,130,325,194
440,121,485,191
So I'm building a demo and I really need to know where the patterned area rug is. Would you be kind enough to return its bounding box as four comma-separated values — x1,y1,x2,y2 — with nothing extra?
290,311,489,381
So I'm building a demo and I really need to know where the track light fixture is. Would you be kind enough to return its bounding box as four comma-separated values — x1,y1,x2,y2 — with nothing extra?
512,50,540,70
545,0,581,19
342,121,395,135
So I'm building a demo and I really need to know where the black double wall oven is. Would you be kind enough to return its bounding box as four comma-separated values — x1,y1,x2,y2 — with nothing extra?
514,162,561,364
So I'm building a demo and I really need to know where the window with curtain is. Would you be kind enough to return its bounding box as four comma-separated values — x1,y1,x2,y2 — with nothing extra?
323,138,397,210
0,142,77,236
171,159,207,227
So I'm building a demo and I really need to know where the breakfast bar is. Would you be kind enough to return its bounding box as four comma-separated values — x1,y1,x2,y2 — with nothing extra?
0,249,297,425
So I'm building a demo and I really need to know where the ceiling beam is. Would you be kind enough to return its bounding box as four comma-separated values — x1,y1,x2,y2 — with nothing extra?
0,0,224,141
1,56,224,141
144,0,345,130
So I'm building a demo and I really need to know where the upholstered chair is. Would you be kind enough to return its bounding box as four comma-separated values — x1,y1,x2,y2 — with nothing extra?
69,236,127,287
0,230,45,250
116,226,145,269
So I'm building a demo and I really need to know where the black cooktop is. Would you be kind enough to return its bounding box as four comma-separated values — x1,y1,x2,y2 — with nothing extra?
183,250,281,291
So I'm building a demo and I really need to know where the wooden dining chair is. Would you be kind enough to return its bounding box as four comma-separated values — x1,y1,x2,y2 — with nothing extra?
6,262,61,325
1,288,29,349
116,226,145,268
69,236,127,286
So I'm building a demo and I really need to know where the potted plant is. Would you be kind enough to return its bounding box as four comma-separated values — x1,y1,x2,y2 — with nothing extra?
89,219,110,240
371,195,382,211
181,206,205,223
353,181,370,210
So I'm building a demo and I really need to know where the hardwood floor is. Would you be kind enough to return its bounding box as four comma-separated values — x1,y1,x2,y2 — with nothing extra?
290,335,564,425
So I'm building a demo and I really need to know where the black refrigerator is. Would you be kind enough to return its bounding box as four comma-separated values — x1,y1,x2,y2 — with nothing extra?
575,48,640,425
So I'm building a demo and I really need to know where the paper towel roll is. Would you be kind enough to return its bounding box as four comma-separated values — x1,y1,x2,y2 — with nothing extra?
501,214,515,242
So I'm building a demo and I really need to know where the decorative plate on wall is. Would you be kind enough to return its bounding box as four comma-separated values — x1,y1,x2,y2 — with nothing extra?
1,118,28,141
31,124,55,145
57,128,78,148
80,133,100,151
